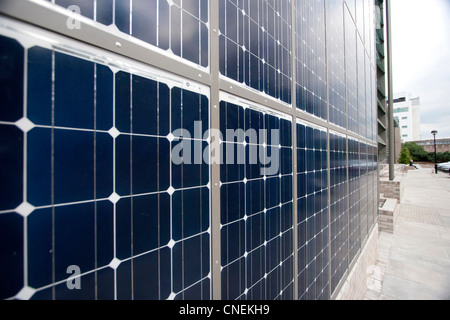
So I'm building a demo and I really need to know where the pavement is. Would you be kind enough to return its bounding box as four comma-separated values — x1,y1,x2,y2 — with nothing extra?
366,163,450,300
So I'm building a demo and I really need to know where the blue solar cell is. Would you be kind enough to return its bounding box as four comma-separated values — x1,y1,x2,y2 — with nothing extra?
96,64,114,131
95,133,114,199
171,5,182,57
220,101,245,142
116,259,133,300
182,11,200,64
246,145,263,180
281,175,293,204
266,207,281,241
221,257,245,300
173,234,210,294
26,128,50,207
220,182,245,225
132,136,170,194
172,88,209,137
133,193,170,255
280,119,292,147
133,248,171,300
27,46,52,126
0,125,23,211
0,212,23,300
55,52,94,129
246,212,265,252
281,147,292,175
96,201,114,267
0,35,23,122
221,220,245,266
246,179,264,216
172,187,209,241
132,75,158,135
27,208,52,289
96,0,113,26
54,130,94,204
245,108,264,143
115,135,131,197
221,142,245,183
132,0,157,46
173,140,209,188
54,203,95,282
246,246,265,288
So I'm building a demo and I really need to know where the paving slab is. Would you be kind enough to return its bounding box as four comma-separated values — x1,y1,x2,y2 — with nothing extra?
374,168,450,300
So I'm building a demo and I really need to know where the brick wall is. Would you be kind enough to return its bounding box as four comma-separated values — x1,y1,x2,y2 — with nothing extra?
378,198,399,233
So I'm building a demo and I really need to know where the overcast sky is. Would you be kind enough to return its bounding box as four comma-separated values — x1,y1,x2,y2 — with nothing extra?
391,0,450,139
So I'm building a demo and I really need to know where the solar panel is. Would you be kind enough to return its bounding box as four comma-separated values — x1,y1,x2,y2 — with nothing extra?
296,120,329,300
348,137,361,263
345,7,359,135
219,0,292,104
294,0,327,119
329,131,349,292
0,30,211,300
220,93,294,300
327,0,347,129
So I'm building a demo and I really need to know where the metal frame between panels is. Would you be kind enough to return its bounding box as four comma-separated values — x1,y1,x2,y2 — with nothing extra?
0,0,379,300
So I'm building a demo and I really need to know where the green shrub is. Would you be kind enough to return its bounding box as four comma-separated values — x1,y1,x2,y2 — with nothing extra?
398,146,411,164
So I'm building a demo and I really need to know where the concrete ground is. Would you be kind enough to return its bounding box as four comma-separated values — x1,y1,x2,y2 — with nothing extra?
367,164,450,300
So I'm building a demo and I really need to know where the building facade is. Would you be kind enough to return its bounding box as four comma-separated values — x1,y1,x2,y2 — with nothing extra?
412,138,450,154
0,0,378,300
393,92,421,142
375,0,388,162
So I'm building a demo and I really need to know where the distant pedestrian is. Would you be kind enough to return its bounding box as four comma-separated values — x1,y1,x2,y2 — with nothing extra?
410,158,418,169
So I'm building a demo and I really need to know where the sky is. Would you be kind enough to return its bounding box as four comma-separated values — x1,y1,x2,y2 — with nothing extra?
391,0,450,139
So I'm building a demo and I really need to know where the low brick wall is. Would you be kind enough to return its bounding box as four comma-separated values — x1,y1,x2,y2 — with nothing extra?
334,225,379,300
378,198,399,234
379,175,403,202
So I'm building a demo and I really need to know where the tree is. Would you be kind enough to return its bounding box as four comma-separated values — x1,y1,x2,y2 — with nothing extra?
403,142,428,161
398,146,411,165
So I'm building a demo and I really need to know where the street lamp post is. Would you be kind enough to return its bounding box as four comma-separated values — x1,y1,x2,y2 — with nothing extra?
431,130,438,174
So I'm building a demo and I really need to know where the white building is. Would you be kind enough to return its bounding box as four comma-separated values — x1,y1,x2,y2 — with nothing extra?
393,92,421,142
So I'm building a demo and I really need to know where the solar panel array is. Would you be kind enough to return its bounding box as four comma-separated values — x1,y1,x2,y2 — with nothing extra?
0,0,379,300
